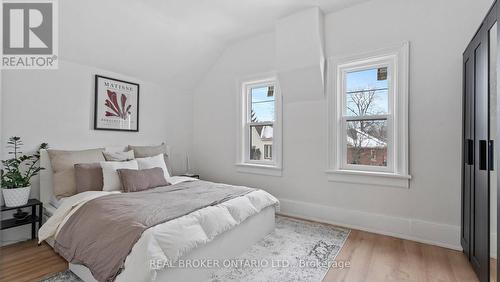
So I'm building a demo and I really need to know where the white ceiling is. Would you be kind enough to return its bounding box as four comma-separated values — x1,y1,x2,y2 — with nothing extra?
142,0,370,44
60,0,369,92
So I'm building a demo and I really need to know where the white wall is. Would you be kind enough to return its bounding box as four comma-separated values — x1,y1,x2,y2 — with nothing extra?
0,60,193,244
192,0,494,249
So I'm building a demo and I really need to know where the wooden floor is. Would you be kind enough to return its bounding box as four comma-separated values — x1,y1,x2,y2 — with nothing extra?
0,230,496,282
324,229,496,282
0,240,67,282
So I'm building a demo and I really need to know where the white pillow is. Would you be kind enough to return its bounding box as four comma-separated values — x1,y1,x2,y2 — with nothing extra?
136,154,170,181
100,160,138,191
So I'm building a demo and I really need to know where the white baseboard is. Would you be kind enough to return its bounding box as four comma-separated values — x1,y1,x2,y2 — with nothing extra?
278,198,462,251
1,226,32,246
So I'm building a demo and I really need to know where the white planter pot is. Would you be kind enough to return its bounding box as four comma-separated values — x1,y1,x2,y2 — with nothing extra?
2,186,31,207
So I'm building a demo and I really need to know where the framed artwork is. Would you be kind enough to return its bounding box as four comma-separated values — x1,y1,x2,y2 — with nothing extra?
94,75,139,132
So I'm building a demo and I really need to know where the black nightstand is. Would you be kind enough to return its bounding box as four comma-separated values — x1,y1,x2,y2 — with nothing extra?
179,174,200,179
1,199,43,239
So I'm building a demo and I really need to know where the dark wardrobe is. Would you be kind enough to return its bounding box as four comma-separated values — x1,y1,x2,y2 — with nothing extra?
462,1,499,281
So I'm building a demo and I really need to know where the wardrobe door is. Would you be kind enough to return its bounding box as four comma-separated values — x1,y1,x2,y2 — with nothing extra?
463,19,491,281
472,25,490,282
462,48,474,259
490,20,498,282
496,15,500,282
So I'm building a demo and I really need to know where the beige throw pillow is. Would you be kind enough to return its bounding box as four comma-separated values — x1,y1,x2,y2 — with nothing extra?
48,148,105,198
128,143,173,175
102,150,135,161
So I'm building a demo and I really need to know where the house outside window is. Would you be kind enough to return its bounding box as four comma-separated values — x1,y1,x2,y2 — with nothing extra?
237,75,282,176
327,42,410,188
264,144,272,160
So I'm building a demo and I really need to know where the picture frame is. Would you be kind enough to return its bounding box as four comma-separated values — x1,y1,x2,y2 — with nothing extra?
94,75,140,132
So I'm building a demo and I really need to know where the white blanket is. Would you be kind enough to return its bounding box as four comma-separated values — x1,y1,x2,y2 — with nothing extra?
39,177,279,281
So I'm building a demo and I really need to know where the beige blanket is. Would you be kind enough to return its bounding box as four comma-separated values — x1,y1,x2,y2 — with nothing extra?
54,180,254,282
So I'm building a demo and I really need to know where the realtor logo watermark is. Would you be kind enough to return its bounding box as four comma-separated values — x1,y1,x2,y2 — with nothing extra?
1,0,58,69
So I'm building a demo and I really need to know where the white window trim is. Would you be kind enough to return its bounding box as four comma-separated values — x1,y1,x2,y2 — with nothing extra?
236,73,282,176
326,42,411,188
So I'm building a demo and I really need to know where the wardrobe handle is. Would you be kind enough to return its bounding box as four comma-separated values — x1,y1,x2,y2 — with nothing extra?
479,140,487,170
466,139,474,165
489,140,494,171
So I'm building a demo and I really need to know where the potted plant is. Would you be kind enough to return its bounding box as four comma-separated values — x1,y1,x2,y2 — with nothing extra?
1,137,48,207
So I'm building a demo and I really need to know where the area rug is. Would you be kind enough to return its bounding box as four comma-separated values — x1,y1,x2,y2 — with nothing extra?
39,270,81,282
40,216,350,282
207,216,350,282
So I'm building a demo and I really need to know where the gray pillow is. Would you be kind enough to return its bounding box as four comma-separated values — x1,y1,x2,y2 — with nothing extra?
103,150,135,161
74,163,103,193
118,167,170,192
128,143,173,175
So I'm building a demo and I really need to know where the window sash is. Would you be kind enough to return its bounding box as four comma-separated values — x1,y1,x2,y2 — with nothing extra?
249,121,273,126
340,116,393,172
344,114,389,122
246,82,276,123
243,81,277,165
338,61,395,173
342,63,392,118
248,124,274,162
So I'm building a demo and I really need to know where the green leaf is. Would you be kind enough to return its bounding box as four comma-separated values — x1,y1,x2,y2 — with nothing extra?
1,137,48,189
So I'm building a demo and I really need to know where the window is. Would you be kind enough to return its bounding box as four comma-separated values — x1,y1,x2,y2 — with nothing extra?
264,145,272,160
327,42,410,188
237,76,282,176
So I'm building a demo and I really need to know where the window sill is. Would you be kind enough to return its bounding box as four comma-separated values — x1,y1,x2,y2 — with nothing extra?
236,163,282,177
325,169,411,188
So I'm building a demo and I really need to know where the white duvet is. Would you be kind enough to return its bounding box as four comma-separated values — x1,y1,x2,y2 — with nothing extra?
39,177,279,282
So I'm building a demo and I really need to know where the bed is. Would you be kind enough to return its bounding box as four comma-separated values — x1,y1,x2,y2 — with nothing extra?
39,148,278,282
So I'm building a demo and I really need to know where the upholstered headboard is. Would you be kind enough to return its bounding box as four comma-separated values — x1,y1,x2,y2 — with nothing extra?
39,146,126,207
40,149,54,207
40,145,171,207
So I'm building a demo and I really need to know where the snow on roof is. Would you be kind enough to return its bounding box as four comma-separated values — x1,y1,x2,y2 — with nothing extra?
260,126,273,140
347,129,386,148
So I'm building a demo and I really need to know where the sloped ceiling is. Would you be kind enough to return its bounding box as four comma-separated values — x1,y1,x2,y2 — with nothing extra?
59,0,369,92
